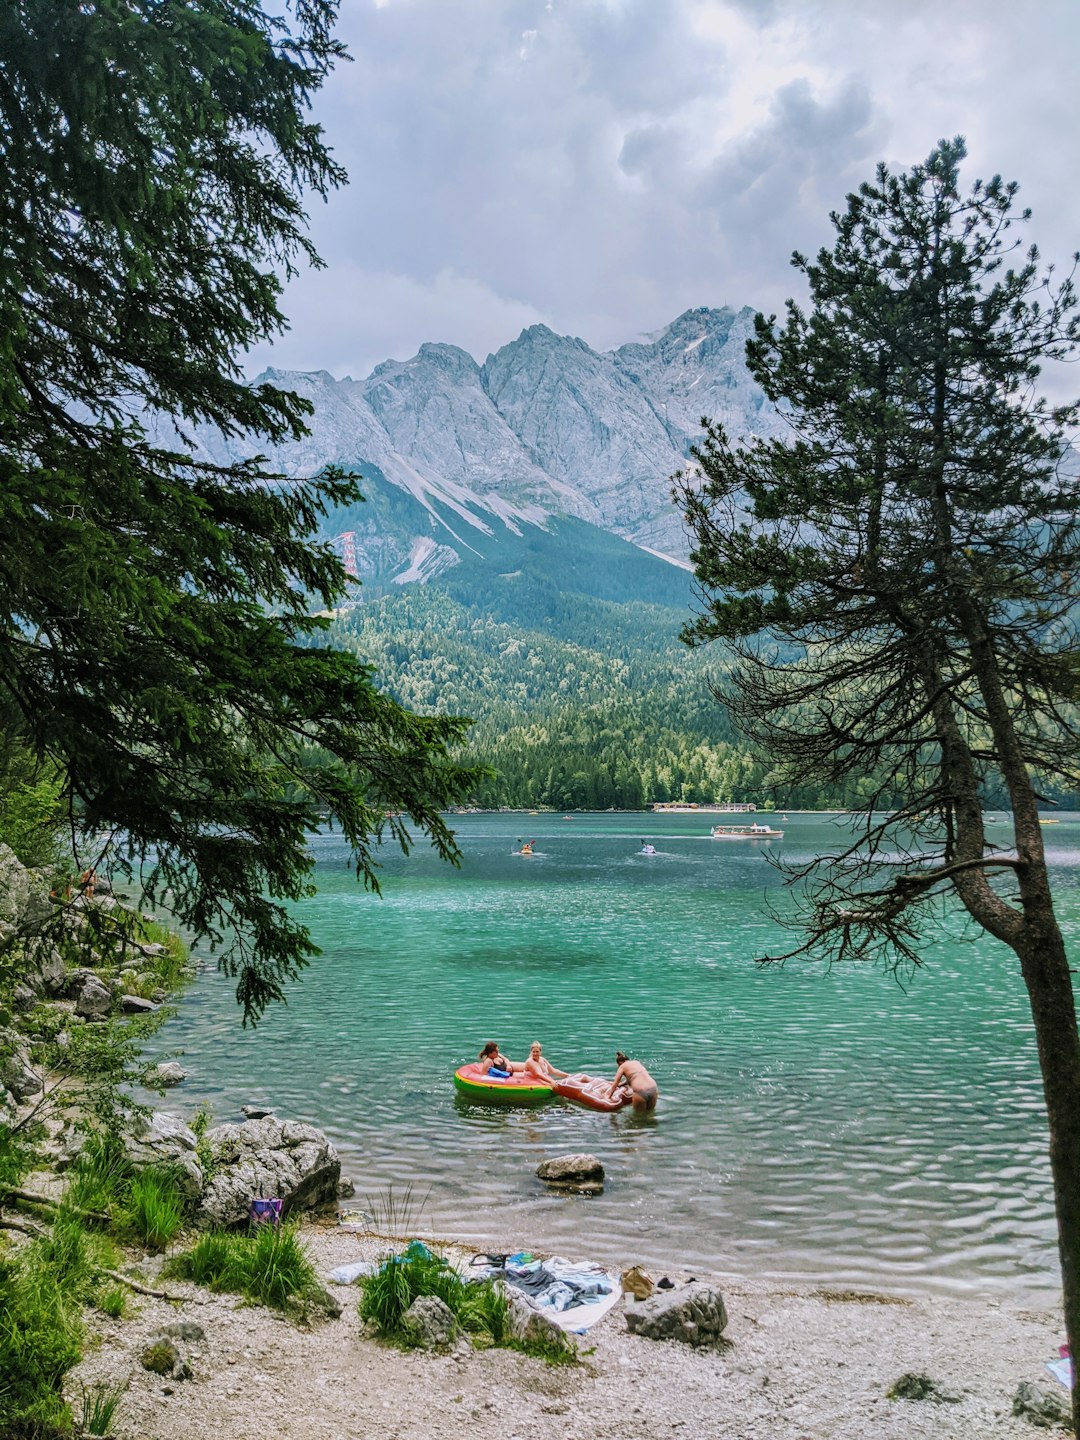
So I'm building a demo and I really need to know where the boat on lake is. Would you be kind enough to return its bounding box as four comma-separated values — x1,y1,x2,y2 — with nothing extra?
710,821,784,840
639,841,656,855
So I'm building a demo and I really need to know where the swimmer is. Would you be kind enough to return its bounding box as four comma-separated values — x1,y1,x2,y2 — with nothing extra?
608,1051,658,1113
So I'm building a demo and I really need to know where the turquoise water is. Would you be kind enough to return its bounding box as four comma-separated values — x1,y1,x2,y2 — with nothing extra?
150,811,1080,1299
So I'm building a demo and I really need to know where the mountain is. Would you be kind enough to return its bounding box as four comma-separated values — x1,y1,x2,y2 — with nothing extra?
165,306,781,587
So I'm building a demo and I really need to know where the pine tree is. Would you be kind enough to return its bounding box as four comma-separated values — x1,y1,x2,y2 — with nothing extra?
678,138,1080,1411
0,1,483,1020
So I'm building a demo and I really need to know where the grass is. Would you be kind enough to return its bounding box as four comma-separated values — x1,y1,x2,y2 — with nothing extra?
356,1182,430,1237
65,1134,188,1250
164,1223,334,1321
79,1380,125,1437
357,1251,577,1364
126,1169,185,1252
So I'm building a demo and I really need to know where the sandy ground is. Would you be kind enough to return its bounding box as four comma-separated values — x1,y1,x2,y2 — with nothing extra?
65,1223,1071,1440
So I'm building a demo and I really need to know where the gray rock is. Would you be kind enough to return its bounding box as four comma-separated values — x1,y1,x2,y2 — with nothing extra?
505,1290,574,1355
153,1320,205,1343
155,1061,188,1087
197,1116,340,1228
125,1111,203,1200
0,1052,42,1101
624,1281,728,1349
400,1294,458,1349
35,946,67,996
1012,1381,1072,1428
140,1336,191,1380
888,1372,962,1403
74,977,114,1020
536,1153,604,1192
140,942,166,957
11,982,37,1012
0,844,54,939
119,994,159,1014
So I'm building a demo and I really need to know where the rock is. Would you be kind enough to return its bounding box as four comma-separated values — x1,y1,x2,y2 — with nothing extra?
336,1177,356,1199
140,1336,192,1380
35,946,67,996
154,1320,205,1343
400,1295,458,1349
74,977,113,1021
505,1291,575,1356
119,994,159,1014
155,1061,188,1087
125,1111,204,1200
10,983,37,1012
1013,1381,1072,1428
0,1048,42,1101
140,942,166,957
0,844,54,940
536,1153,604,1192
197,1116,340,1228
624,1281,728,1349
621,1265,655,1300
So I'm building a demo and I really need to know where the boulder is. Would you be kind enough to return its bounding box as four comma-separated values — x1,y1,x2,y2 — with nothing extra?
35,946,67,996
505,1290,574,1355
155,1061,188,1087
0,1030,42,1100
1013,1381,1072,1429
624,1281,728,1349
11,983,37,1012
0,844,54,941
400,1295,458,1349
536,1153,604,1192
125,1111,204,1200
74,976,113,1021
196,1116,341,1228
119,994,159,1014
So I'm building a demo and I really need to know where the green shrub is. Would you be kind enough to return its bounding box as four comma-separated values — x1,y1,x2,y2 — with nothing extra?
65,1136,134,1221
125,1168,185,1252
96,1287,127,1320
165,1224,328,1319
0,1254,83,1437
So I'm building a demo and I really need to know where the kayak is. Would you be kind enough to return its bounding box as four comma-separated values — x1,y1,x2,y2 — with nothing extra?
453,1063,553,1106
553,1074,631,1113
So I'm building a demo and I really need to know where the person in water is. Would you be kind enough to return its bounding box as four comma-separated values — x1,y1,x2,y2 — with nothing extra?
478,1041,514,1075
608,1051,658,1112
523,1040,567,1081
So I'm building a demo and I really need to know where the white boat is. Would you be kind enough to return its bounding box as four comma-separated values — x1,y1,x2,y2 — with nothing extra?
710,822,784,840
639,842,657,855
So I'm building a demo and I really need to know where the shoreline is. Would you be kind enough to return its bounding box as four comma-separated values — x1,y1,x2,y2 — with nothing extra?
67,1219,1069,1440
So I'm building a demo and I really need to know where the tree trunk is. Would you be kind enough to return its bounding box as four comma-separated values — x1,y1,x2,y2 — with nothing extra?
1015,917,1080,1425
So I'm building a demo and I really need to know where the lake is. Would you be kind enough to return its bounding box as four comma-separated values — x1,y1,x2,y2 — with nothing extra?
148,810,1080,1299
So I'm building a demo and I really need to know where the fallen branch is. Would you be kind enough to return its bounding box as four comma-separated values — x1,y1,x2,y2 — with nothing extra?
3,1187,110,1224
99,1267,201,1303
0,1215,47,1238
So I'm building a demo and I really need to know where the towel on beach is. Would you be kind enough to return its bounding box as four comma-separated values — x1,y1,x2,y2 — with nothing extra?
469,1253,621,1333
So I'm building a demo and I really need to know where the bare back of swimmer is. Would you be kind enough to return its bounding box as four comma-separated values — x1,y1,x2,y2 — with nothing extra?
608,1051,658,1112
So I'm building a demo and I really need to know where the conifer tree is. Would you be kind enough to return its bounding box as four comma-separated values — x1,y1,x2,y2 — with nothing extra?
677,139,1080,1411
0,1,483,1019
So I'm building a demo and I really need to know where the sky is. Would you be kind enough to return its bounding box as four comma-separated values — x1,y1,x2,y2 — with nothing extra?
248,0,1080,384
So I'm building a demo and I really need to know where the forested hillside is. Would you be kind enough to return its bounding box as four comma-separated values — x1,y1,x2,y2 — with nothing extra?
327,587,912,810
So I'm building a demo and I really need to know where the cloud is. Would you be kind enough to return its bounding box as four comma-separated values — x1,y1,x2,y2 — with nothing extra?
247,0,1080,386
246,265,547,381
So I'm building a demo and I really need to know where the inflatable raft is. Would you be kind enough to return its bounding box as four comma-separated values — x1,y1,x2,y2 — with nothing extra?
453,1064,630,1112
453,1063,553,1106
552,1074,631,1112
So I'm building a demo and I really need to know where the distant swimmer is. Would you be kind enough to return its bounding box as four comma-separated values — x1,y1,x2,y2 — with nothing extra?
608,1051,658,1113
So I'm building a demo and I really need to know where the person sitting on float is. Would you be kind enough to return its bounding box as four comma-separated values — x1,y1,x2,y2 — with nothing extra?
479,1040,514,1078
522,1040,568,1081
